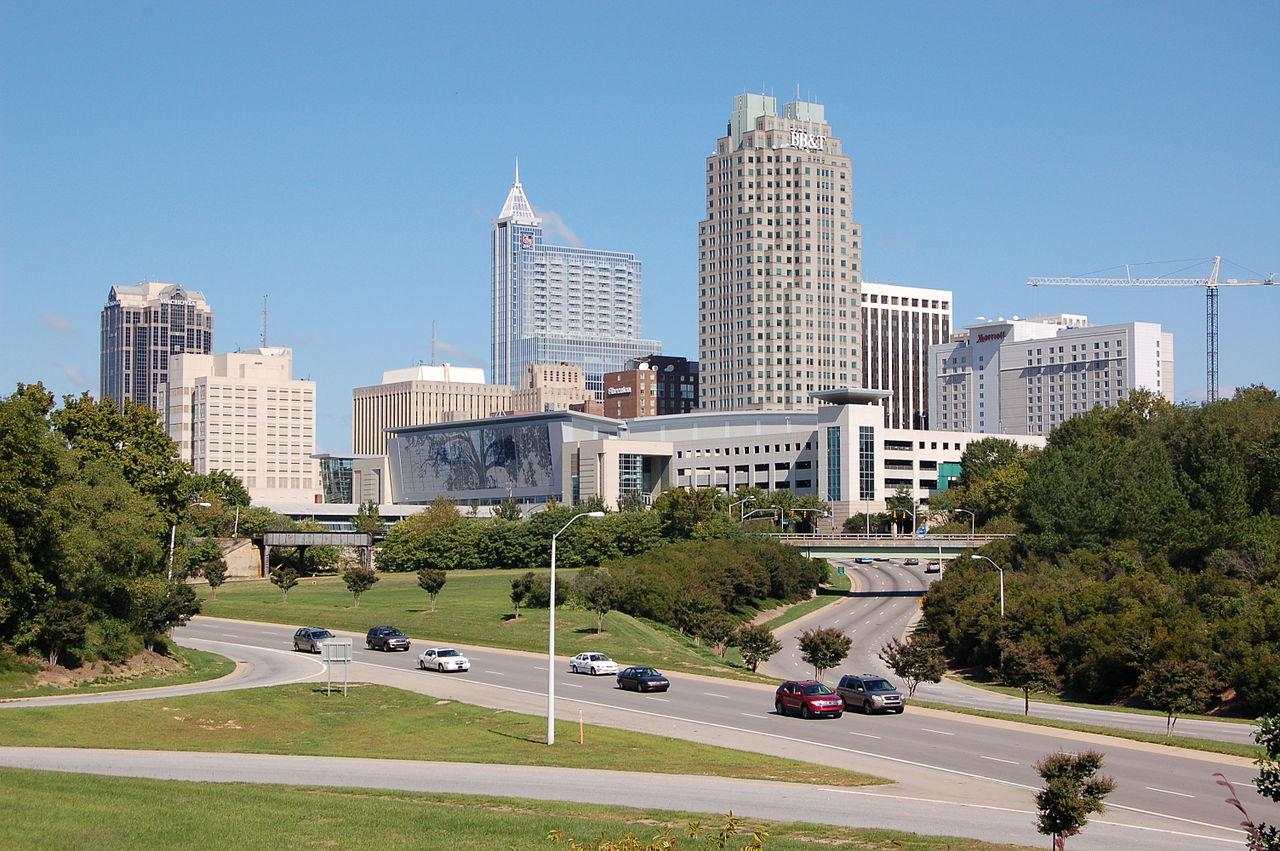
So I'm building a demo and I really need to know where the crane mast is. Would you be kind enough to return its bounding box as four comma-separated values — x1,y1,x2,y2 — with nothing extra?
1028,256,1275,404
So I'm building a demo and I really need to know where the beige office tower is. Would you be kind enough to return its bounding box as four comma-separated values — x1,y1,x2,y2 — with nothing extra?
860,282,953,429
165,347,318,503
698,93,861,410
351,364,513,456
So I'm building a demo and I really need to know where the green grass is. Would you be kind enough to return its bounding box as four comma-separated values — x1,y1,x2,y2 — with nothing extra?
0,682,886,787
944,671,1257,725
201,570,775,682
0,646,235,700
759,571,853,632
0,767,1032,850
911,698,1264,760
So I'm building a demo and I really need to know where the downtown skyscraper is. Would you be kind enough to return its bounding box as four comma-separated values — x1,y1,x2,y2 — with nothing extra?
100,281,213,410
698,93,862,409
491,165,661,395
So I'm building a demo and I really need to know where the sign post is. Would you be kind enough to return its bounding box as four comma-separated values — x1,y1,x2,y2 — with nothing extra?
321,638,353,697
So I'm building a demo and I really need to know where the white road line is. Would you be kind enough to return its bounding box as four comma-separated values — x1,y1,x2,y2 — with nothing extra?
1146,787,1196,799
979,755,1019,765
832,619,840,624
741,712,764,718
532,666,547,670
561,683,584,689
920,727,955,736
484,671,507,676
644,696,671,702
847,731,881,739
218,633,240,638
1232,782,1258,789
702,692,729,699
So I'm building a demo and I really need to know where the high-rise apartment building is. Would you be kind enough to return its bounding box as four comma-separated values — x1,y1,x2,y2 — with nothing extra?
491,165,661,395
860,282,953,429
930,314,1174,436
165,347,317,503
698,93,861,410
101,282,213,410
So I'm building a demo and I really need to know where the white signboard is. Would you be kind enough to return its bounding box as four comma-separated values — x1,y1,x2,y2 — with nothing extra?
321,639,353,662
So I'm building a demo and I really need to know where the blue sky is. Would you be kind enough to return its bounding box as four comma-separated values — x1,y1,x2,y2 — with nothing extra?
2,2,1277,452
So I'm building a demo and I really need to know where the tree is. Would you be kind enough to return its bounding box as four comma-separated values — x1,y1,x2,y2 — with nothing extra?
652,487,720,540
572,568,620,634
1033,750,1115,850
1000,638,1061,715
879,633,947,697
129,577,201,652
797,627,852,681
1245,714,1280,848
494,497,524,521
203,557,228,599
617,491,647,513
886,484,917,534
33,600,89,668
1136,658,1214,735
510,572,534,619
271,566,298,602
733,623,782,672
698,613,737,657
342,564,379,607
523,573,567,608
353,500,383,536
417,567,447,612
190,470,250,508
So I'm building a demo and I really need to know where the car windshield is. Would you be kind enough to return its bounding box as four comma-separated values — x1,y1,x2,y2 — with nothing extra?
437,649,459,657
385,630,404,637
632,668,658,677
864,680,895,692
801,684,835,695
591,655,610,661
314,630,332,638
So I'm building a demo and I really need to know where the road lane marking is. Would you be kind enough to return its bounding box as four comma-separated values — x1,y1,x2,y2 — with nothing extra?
532,666,547,670
644,696,670,702
920,727,955,736
703,692,729,699
1146,787,1195,799
847,731,881,739
218,633,240,638
980,755,1019,765
485,671,507,676
561,683,584,689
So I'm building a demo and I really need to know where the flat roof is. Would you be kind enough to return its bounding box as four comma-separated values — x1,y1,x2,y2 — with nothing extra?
386,408,623,434
810,388,892,405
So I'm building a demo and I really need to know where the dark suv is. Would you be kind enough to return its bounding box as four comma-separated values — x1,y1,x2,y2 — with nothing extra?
292,627,333,653
366,626,410,652
837,674,906,714
774,680,845,719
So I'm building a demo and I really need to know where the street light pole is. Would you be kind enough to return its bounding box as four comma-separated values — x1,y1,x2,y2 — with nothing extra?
970,554,1005,618
730,496,756,521
954,508,975,540
547,510,605,745
168,500,213,581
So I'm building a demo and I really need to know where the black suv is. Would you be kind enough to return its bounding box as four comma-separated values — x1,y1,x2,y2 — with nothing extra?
836,674,906,714
292,627,333,653
366,626,411,652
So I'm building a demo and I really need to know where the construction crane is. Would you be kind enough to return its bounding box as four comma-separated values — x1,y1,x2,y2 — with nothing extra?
1028,256,1276,403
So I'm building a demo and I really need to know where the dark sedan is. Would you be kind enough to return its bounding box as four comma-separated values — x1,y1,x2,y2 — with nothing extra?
366,626,411,652
616,666,670,692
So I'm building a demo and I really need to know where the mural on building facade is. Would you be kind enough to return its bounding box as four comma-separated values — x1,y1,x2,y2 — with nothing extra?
397,422,555,495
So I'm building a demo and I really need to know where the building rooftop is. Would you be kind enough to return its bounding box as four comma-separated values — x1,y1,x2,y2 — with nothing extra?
811,388,892,406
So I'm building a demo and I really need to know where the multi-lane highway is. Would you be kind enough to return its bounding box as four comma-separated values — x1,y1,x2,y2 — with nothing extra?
767,558,1261,746
1,603,1272,848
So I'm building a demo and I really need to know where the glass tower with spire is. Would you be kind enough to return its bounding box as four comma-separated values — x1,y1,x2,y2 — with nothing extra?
490,163,661,395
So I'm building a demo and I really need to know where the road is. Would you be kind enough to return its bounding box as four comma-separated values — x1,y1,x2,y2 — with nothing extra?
765,558,1261,747
2,615,1271,848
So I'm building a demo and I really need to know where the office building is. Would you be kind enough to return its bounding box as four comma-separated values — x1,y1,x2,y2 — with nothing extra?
384,390,1043,522
316,453,392,504
698,92,862,410
101,282,213,410
930,314,1174,436
860,282,953,429
602,355,699,418
165,347,317,503
511,363,594,413
352,364,513,456
491,164,661,394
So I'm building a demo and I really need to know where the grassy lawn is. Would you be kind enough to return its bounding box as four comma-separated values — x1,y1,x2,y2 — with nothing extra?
760,570,853,632
0,682,886,787
0,767,1031,850
0,646,235,701
944,671,1258,726
911,699,1264,760
201,570,776,682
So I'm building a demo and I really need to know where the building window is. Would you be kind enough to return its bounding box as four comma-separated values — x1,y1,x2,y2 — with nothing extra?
825,427,841,502
859,426,875,501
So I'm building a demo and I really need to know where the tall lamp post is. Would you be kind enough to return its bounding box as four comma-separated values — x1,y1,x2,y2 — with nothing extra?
740,507,781,527
168,500,212,581
970,554,1005,618
953,509,975,540
547,510,605,745
729,496,756,521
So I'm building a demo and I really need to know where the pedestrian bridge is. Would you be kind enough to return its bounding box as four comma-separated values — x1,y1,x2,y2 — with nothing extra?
767,533,1009,560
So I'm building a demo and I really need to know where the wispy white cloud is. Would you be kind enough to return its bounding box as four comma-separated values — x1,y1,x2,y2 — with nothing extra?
534,207,584,248
1181,385,1237,403
57,363,88,388
433,338,485,366
41,313,74,333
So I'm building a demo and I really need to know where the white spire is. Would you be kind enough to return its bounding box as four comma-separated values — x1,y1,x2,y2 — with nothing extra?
497,158,540,226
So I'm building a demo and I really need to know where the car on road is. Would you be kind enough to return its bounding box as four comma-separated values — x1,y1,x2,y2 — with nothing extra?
774,680,844,719
569,652,619,675
837,674,906,714
366,626,410,652
873,556,889,562
903,558,920,566
616,666,670,692
854,556,874,564
925,562,942,574
418,647,470,672
292,627,333,653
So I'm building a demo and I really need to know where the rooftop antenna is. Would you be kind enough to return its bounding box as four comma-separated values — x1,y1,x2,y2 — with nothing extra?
431,320,437,365
260,294,268,347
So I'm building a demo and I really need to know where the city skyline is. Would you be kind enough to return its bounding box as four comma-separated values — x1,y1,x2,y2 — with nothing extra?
2,4,1277,454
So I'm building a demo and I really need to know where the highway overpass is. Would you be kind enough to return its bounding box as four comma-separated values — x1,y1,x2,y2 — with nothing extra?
767,533,1010,559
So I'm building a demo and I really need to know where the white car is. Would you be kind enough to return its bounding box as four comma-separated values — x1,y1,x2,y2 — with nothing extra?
569,652,619,675
418,647,470,672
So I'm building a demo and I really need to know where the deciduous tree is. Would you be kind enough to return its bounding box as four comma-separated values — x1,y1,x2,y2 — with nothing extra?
571,568,620,634
341,564,379,607
733,624,782,673
203,557,228,599
1033,750,1115,850
1000,637,1061,715
797,627,852,681
879,632,947,697
1136,657,1214,735
417,567,446,612
510,572,533,619
271,566,298,602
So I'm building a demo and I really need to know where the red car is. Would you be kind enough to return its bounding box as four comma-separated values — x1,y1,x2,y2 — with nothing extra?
775,680,845,719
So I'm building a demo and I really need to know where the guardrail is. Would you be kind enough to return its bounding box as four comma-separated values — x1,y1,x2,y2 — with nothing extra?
766,533,1012,546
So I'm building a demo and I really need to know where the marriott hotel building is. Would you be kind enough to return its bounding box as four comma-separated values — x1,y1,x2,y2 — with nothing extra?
698,93,862,410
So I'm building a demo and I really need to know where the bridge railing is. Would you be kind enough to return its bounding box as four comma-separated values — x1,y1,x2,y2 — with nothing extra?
766,533,1012,546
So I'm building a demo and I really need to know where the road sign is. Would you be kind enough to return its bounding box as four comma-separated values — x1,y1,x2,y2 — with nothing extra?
917,526,927,538
321,638,352,697
837,565,845,576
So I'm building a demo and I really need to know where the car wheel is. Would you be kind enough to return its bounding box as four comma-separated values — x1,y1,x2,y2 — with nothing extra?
863,700,873,715
833,711,843,719
801,703,812,720
417,659,425,670
895,708,905,714
775,699,786,716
